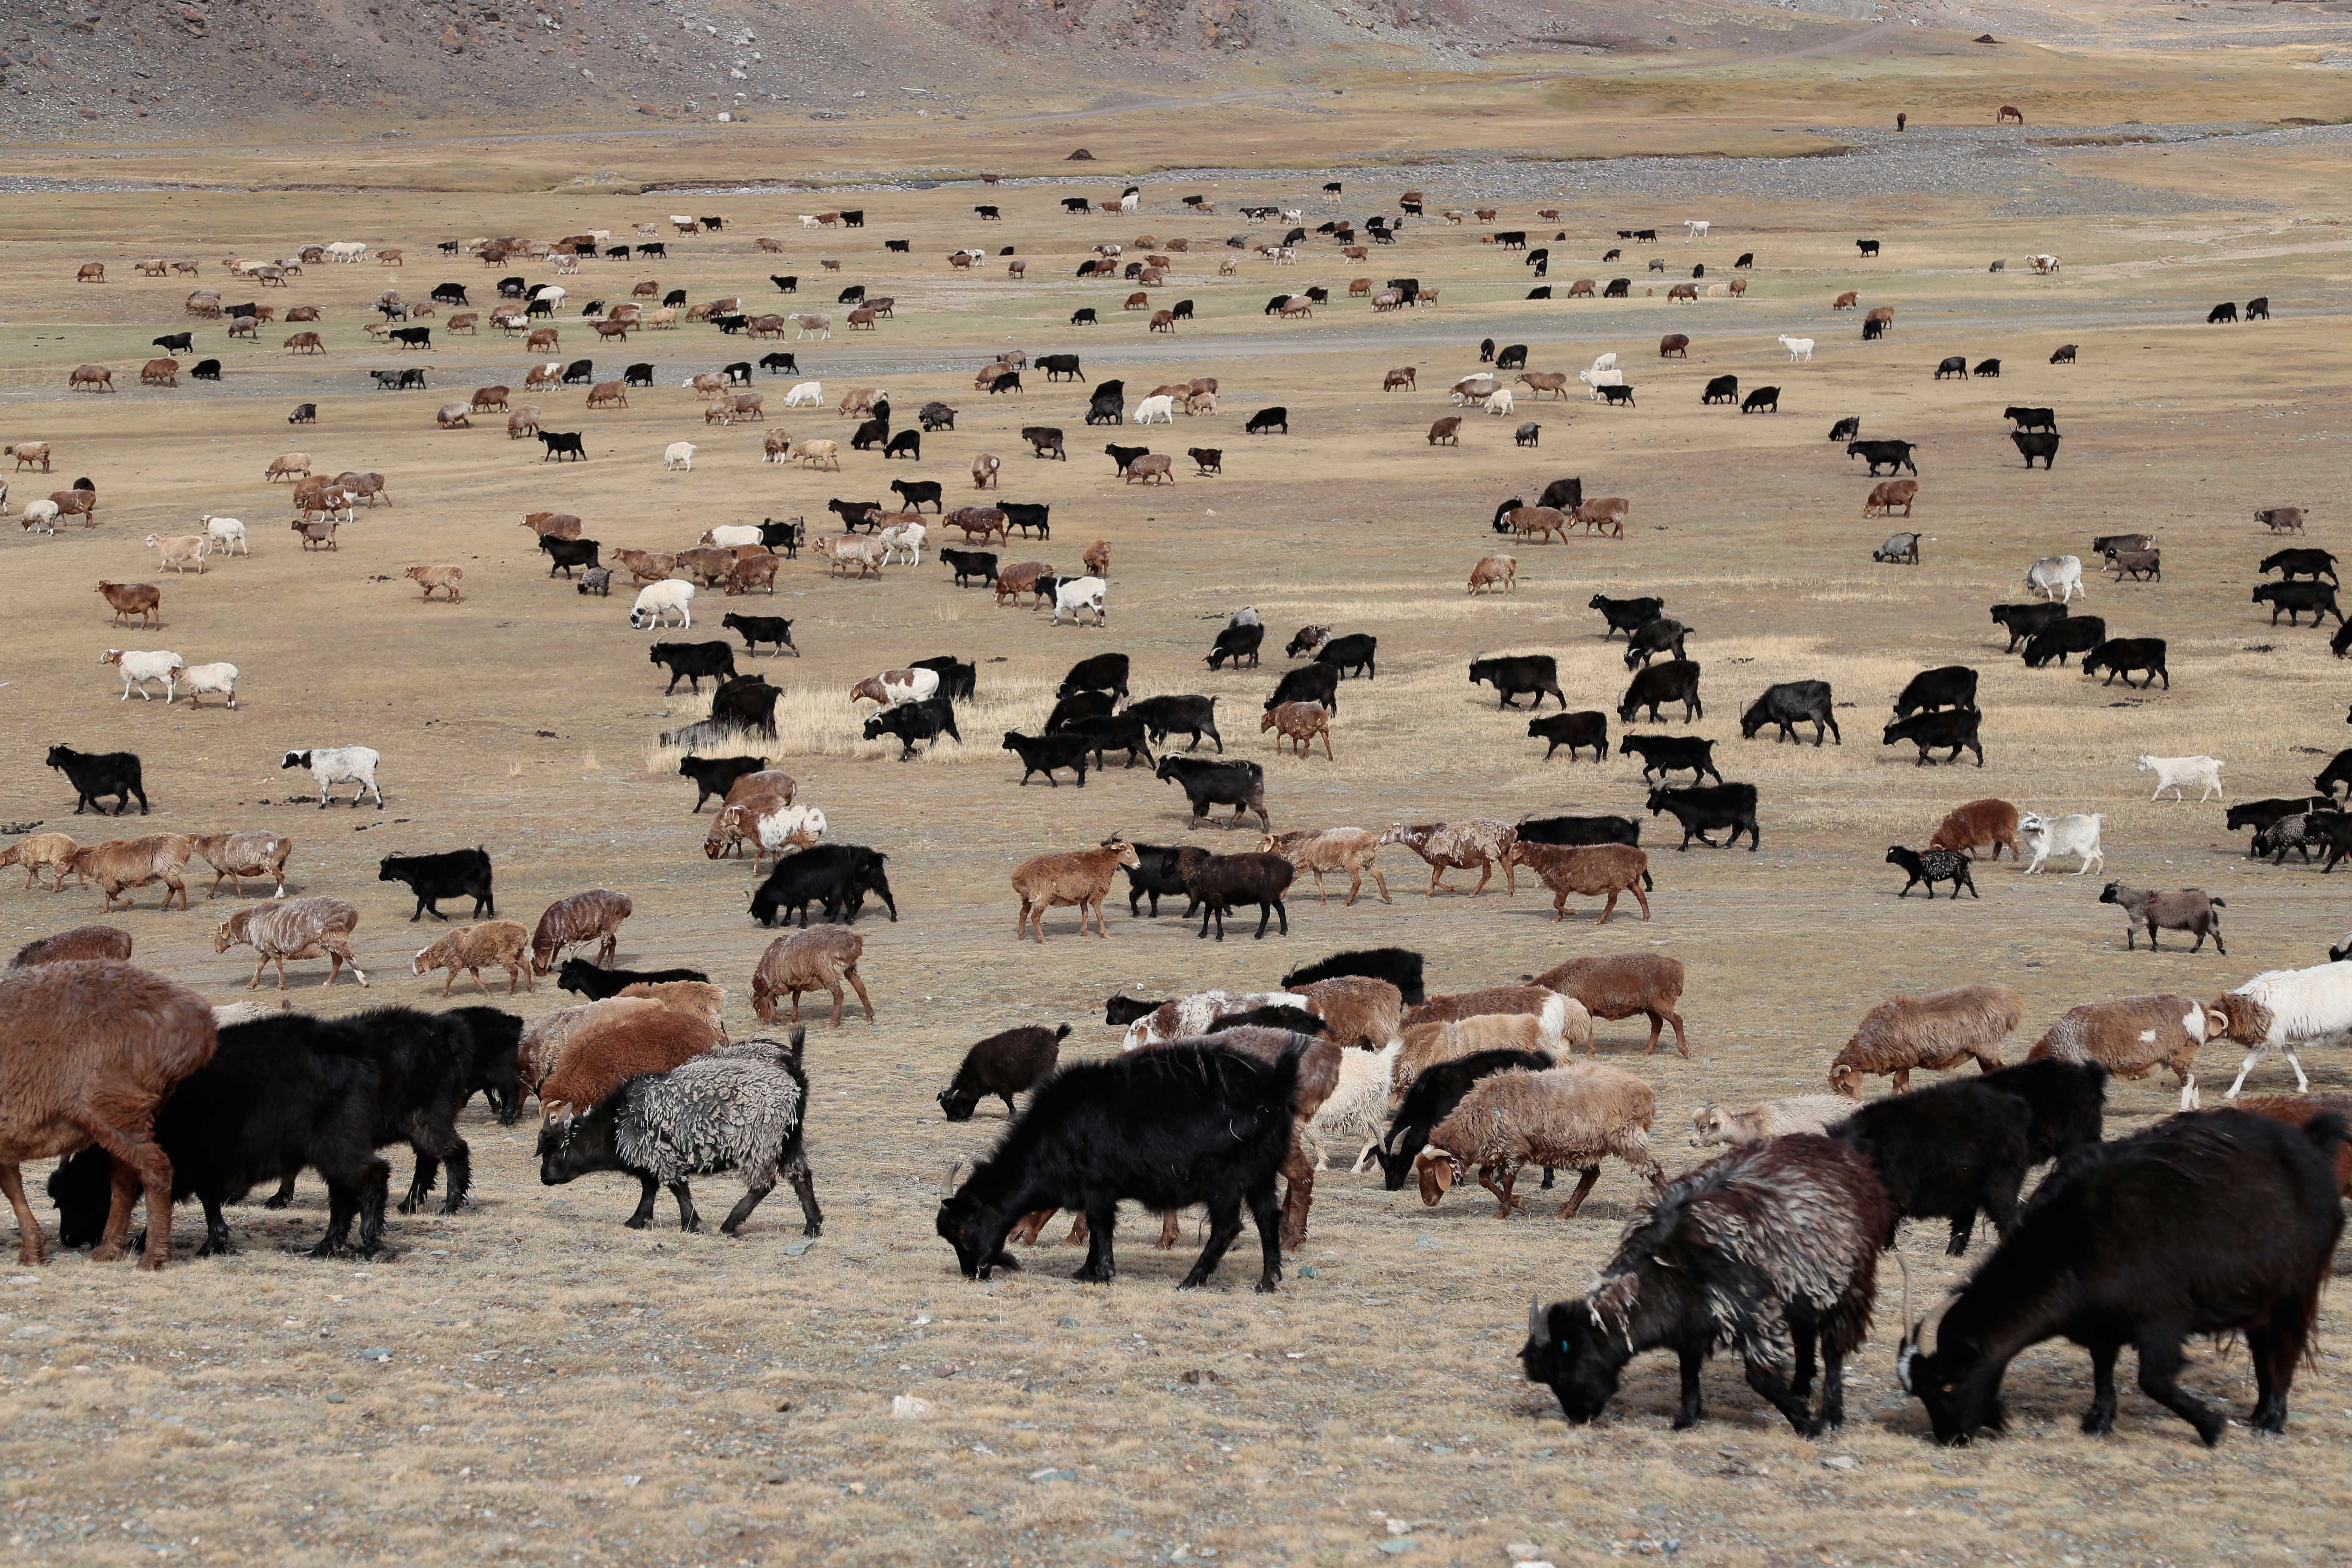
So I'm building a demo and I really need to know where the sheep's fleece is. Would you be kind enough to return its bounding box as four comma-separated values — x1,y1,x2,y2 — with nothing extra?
612,1039,807,1185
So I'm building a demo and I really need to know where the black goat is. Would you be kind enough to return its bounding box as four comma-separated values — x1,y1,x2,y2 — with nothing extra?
377,848,493,921
1123,842,1207,918
2021,617,2107,668
1589,594,1663,640
1002,730,1090,787
941,549,998,588
936,1040,1310,1290
1892,665,1978,715
1207,623,1264,670
1469,653,1563,710
1887,845,1976,900
1070,711,1154,769
750,845,898,928
1898,1110,2346,1446
1988,602,2067,652
1059,652,1130,700
1829,1080,2032,1255
1314,634,1377,680
1621,619,1688,669
678,753,769,813
1618,660,1702,723
1620,733,1721,784
720,612,796,656
1044,690,1116,733
1528,710,1609,763
44,744,146,815
1740,680,1839,745
556,959,712,1000
1129,695,1225,753
1645,784,1759,851
1184,851,1294,940
648,639,735,694
940,1025,1069,1120
864,696,961,760
909,655,977,702
1156,756,1268,830
2082,638,2168,689
1884,708,1984,767
540,534,600,579
1267,662,1340,715
1515,814,1640,850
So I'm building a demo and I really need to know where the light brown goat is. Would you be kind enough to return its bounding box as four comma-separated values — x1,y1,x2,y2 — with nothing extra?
73,835,193,912
1255,827,1389,906
1529,953,1688,1056
617,980,727,1037
1505,841,1651,925
1415,1064,1663,1219
752,924,874,1026
405,565,464,601
1011,840,1142,942
531,888,634,973
1927,798,2020,861
187,830,293,898
0,960,217,1268
1296,974,1405,1053
0,834,82,891
413,919,535,996
214,897,366,989
1468,554,1517,594
1828,983,2023,1096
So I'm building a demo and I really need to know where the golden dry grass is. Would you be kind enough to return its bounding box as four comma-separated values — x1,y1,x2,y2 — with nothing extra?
3,86,2352,1568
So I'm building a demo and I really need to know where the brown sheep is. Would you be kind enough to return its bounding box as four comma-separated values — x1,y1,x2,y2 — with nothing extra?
530,888,634,973
0,960,217,1268
521,511,582,540
517,997,663,1092
1124,454,1174,485
141,358,180,387
1011,840,1141,942
68,363,115,392
1083,539,1110,578
1576,497,1630,537
539,1005,724,1119
726,552,781,595
1398,990,1592,1089
1295,974,1404,1053
216,897,368,989
616,980,727,1037
1518,371,1570,399
1415,1063,1663,1218
1378,819,1518,897
1832,291,1859,309
994,561,1053,607
1255,827,1389,906
1688,1094,1852,1149
1530,953,1689,1057
1927,798,2019,861
72,835,193,912
187,830,293,898
0,833,82,891
1505,506,1569,543
413,920,535,996
752,924,874,1026
9,926,132,968
1468,553,1517,594
1427,416,1461,447
1507,842,1652,924
2027,993,2211,1109
1865,479,1920,518
405,565,464,602
1384,365,1416,391
1261,700,1333,759
283,332,325,354
97,581,161,629
1828,983,2023,1097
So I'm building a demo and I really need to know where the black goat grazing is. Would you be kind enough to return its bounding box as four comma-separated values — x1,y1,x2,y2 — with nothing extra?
1740,681,1840,745
1979,1059,2106,1168
1619,660,1702,723
864,696,961,760
1828,1079,2033,1255
1899,1110,2346,1445
44,744,147,815
555,958,713,999
1893,665,1978,715
1622,618,1689,670
1887,846,1977,900
1184,851,1295,940
1059,652,1130,700
1522,1134,1888,1435
935,1039,1311,1290
1207,623,1265,670
1281,946,1425,1006
941,1026,1069,1121
1157,756,1269,830
48,1011,396,1258
377,848,493,921
750,845,898,929
1375,1047,1553,1187
1266,662,1341,714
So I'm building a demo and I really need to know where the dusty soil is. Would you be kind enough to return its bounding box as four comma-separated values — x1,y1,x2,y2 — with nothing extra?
1,103,2350,1567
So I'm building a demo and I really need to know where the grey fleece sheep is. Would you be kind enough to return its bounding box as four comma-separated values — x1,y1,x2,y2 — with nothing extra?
536,1033,822,1236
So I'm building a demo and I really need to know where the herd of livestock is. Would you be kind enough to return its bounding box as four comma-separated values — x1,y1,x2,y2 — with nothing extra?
6,181,2347,1452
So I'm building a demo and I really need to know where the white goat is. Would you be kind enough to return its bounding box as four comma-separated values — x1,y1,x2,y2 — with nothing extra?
1589,352,1619,374
1052,576,1107,628
169,661,239,708
1133,394,1175,426
878,519,926,566
784,380,823,408
2024,554,2083,602
1778,334,1814,362
282,745,384,808
2019,811,2104,875
1578,368,1624,399
2211,961,2352,1096
663,441,695,472
2138,754,2223,802
630,580,695,629
1487,387,1515,416
101,648,181,700
200,514,249,556
1684,219,1711,240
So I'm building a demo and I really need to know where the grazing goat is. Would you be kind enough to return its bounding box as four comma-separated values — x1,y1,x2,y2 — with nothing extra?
1927,798,2018,861
531,888,633,973
940,1025,1069,1120
1415,1064,1662,1219
1828,984,2021,1097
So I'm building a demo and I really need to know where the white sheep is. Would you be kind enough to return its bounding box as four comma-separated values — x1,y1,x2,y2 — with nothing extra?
282,745,384,808
21,499,58,534
701,524,763,548
663,441,696,472
1305,1041,1399,1172
199,514,249,556
784,380,823,408
2137,754,2223,802
1684,219,1711,240
630,580,696,630
1051,576,1107,628
2019,811,2104,875
2024,554,2083,602
2208,961,2352,1096
1133,394,1176,426
101,648,181,701
169,661,239,708
1578,368,1625,399
1487,387,1515,416
1778,334,1814,362
878,519,926,566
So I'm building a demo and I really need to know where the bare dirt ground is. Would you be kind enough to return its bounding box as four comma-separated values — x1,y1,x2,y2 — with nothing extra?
1,82,2350,1568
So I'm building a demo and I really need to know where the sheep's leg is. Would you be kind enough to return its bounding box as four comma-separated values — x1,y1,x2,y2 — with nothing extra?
1178,1197,1249,1290
1891,1068,1911,1093
843,964,875,1023
1155,1210,1182,1250
1672,1345,1707,1429
783,1152,823,1237
1744,1354,1823,1438
1073,1200,1118,1283
1427,865,1446,897
669,1181,702,1232
0,1166,45,1266
1468,861,1493,897
1555,1165,1603,1219
1278,1142,1314,1252
1481,1166,1517,1217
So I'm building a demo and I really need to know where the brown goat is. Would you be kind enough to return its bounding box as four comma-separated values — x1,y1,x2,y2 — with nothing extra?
1011,841,1142,942
531,888,634,973
1261,701,1334,759
0,960,217,1268
413,920,535,996
0,833,83,891
752,924,874,1026
1506,841,1651,924
1529,953,1688,1056
97,581,161,629
1865,480,1920,518
539,1005,724,1118
10,926,133,968
1927,798,2019,861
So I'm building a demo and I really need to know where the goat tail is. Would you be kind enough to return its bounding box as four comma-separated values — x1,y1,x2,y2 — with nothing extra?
2210,897,2226,907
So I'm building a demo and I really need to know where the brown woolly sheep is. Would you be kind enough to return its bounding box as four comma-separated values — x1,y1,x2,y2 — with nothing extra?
0,960,216,1268
1295,975,1405,1053
72,835,193,912
517,997,667,1092
187,830,293,899
412,919,535,996
539,1005,725,1119
752,924,874,1026
0,833,82,891
214,897,366,989
1529,953,1688,1057
530,888,634,973
2026,993,2210,1109
1261,700,1334,759
1010,840,1142,942
1415,1063,1664,1219
10,926,132,968
1255,827,1389,906
1927,798,2020,861
617,980,727,1037
1390,999,1592,1105
1504,841,1651,925
1688,1094,1854,1148
1827,983,2022,1097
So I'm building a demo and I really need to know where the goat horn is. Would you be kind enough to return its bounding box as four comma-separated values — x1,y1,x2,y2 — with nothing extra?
1917,1288,1957,1360
1896,1255,1912,1340
936,1158,965,1200
1528,1292,1545,1341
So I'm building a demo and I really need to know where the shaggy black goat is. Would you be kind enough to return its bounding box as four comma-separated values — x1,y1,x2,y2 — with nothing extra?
1280,946,1425,1006
1899,1110,2346,1445
678,753,769,814
935,1039,1311,1290
1185,851,1295,940
377,848,493,921
1522,1134,1887,1435
1828,1079,2034,1255
1121,842,1206,917
940,1024,1069,1120
262,1005,475,1216
556,958,713,999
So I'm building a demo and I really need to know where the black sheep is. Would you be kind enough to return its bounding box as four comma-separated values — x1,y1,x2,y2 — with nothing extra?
1280,946,1425,1006
1887,845,1977,900
939,1025,1069,1120
556,958,713,999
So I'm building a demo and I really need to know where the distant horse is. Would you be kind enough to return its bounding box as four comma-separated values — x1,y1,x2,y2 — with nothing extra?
1997,105,2024,124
